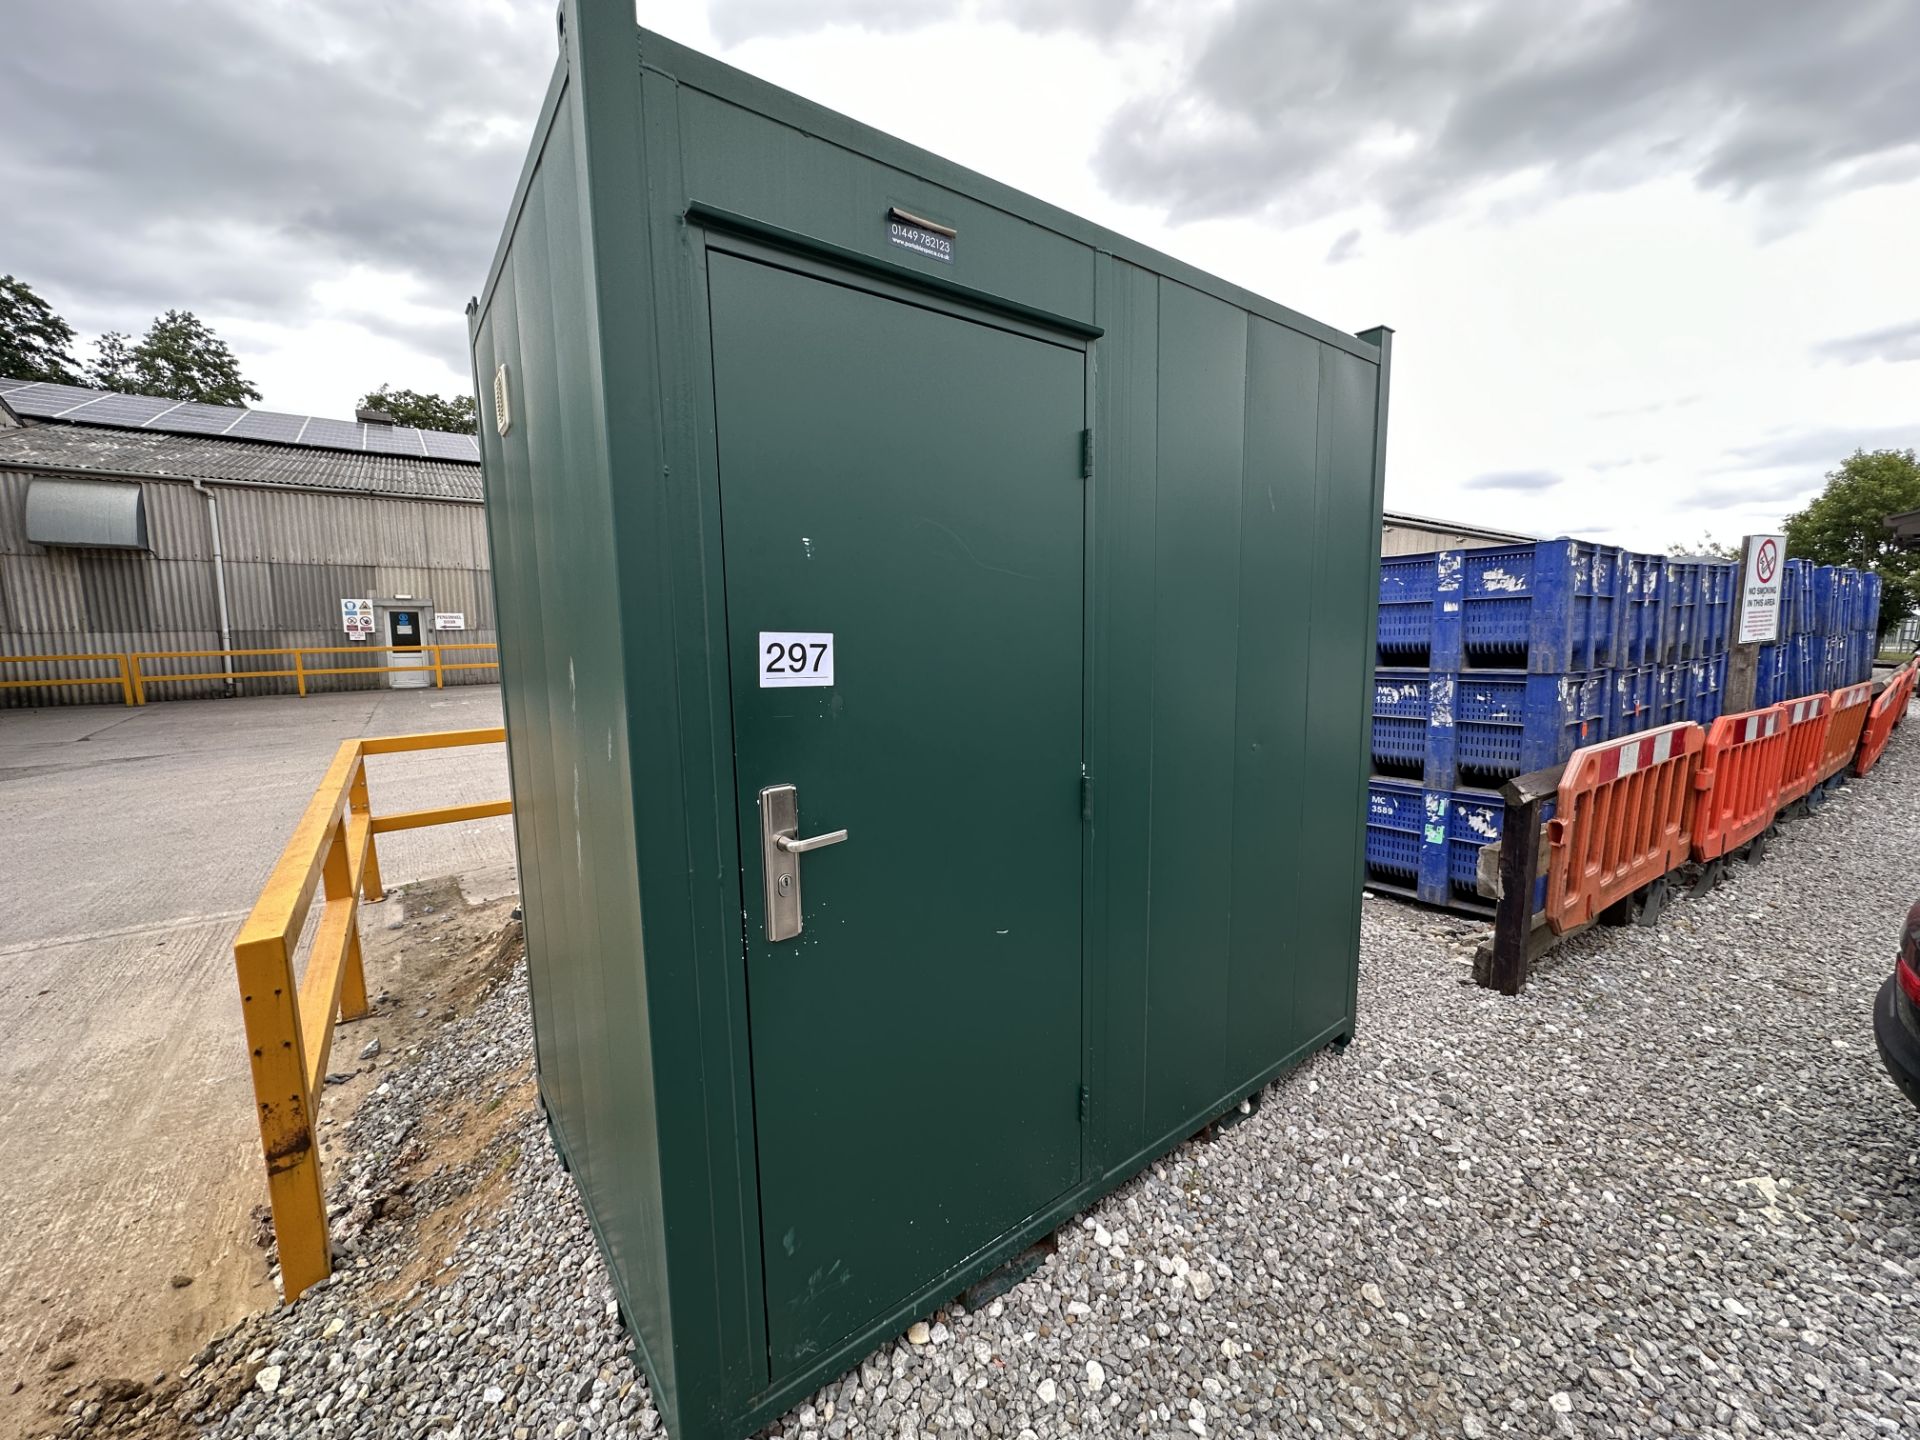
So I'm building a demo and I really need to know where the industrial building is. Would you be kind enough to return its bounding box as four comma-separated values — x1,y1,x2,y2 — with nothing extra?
1381,508,1534,555
0,378,492,705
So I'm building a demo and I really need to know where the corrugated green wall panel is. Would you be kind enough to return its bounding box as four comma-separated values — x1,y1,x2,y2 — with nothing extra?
1143,281,1249,1138
1298,346,1385,1039
1090,257,1160,1171
1228,317,1324,1076
471,67,678,1411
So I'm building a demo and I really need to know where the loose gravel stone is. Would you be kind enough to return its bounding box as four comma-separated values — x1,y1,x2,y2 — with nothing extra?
172,717,1920,1440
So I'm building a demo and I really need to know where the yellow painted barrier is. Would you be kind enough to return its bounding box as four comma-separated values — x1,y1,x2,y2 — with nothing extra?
0,651,137,705
233,726,510,1300
130,643,500,703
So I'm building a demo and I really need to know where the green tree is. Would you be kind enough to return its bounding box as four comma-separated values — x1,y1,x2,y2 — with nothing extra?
1667,532,1740,561
0,275,81,383
1782,447,1920,636
89,310,262,405
85,330,138,392
356,383,476,434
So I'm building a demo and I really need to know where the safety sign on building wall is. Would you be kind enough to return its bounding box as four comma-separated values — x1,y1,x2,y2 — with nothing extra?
1736,534,1785,645
434,612,466,630
341,597,375,639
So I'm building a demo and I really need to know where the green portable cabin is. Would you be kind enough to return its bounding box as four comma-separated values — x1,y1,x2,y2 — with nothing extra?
469,4,1390,1436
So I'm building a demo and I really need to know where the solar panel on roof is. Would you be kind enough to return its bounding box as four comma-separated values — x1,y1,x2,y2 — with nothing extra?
57,392,177,426
156,403,248,435
4,381,110,416
361,426,420,457
300,417,363,450
423,430,481,460
1,379,478,466
224,409,307,443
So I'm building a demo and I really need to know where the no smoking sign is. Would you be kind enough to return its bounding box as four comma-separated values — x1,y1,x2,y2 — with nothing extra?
1737,534,1786,644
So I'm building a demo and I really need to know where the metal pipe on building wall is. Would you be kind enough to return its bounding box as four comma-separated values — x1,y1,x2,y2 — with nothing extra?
190,479,236,691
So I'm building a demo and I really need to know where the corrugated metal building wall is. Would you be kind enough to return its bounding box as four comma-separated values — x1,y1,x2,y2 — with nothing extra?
1380,509,1537,556
0,470,494,705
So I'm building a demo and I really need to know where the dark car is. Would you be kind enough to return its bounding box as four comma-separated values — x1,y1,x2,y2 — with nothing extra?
1874,899,1920,1109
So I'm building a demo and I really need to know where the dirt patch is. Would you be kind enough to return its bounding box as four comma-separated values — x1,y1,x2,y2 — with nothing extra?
365,1068,537,1307
1,876,519,1440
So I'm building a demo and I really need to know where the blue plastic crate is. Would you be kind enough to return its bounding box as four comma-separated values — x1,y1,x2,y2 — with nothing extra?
1365,780,1550,914
1458,539,1622,672
1786,558,1815,637
1608,664,1659,737
1651,664,1690,727
1686,652,1727,724
1447,789,1506,902
1364,780,1425,890
1824,632,1852,691
1862,571,1882,642
1660,559,1700,662
1371,667,1432,776
1755,642,1787,707
1451,669,1606,785
1617,552,1666,666
1812,565,1837,634
1697,561,1734,655
1378,553,1437,662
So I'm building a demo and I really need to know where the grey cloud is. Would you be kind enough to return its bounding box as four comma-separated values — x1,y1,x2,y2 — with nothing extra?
1324,227,1362,264
710,1,1920,232
1721,425,1918,473
709,0,1146,46
1815,319,1920,366
1093,0,1920,227
0,1,554,375
1592,395,1702,421
1463,469,1561,492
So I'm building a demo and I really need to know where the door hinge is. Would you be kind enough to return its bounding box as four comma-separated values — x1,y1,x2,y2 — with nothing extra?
1077,1084,1090,1123
1080,428,1093,479
1080,769,1092,822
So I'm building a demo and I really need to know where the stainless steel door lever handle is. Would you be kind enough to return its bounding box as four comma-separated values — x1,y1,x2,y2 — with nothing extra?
759,784,847,940
776,829,848,854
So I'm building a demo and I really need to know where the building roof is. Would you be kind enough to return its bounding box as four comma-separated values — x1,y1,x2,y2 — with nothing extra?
1381,509,1537,545
0,377,481,502
1887,507,1920,544
0,416,483,502
0,378,480,462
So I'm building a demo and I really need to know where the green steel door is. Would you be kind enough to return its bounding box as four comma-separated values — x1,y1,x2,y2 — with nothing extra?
707,250,1086,1376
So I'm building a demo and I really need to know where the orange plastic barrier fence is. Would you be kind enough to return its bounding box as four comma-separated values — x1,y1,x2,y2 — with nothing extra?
1816,681,1875,785
1545,721,1704,933
1692,705,1789,862
1856,664,1916,777
1775,692,1832,806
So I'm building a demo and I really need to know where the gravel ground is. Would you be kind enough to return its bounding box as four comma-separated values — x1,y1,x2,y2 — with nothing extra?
48,720,1920,1439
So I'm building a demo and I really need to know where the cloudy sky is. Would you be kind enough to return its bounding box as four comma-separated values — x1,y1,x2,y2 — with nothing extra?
5,0,1917,551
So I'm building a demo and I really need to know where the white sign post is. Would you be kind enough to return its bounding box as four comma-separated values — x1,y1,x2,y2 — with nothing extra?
340,597,375,640
1736,534,1785,645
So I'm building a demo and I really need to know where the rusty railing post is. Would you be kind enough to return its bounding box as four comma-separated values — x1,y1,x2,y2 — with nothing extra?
233,928,330,1297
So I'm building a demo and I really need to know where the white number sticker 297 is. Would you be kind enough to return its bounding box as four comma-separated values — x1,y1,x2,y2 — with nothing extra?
758,631,833,688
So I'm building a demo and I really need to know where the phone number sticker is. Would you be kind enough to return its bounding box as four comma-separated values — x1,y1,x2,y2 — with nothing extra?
758,631,834,688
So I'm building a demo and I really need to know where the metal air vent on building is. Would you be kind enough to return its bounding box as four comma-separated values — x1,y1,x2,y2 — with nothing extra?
25,478,151,550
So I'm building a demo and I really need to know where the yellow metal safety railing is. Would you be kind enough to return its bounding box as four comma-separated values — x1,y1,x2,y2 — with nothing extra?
0,643,498,705
0,651,138,705
233,727,511,1300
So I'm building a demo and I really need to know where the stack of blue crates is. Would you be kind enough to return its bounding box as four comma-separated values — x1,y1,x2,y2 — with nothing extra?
1372,539,1883,913
1753,560,1880,706
1368,538,1740,914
